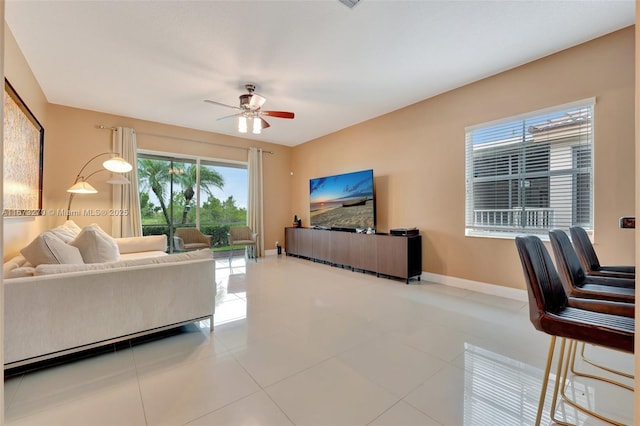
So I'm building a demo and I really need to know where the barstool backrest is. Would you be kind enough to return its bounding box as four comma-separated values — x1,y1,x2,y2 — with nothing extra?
515,235,568,329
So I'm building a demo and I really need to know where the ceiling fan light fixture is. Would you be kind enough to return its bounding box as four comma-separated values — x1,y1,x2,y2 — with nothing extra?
239,94,252,109
249,93,266,109
206,83,294,135
238,116,248,133
252,117,262,134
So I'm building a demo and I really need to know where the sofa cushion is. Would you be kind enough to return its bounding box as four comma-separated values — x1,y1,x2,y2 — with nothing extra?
49,220,82,243
21,231,85,266
8,267,36,278
151,249,213,263
119,251,168,260
34,248,213,276
116,235,167,254
35,258,155,275
70,224,120,263
3,255,27,279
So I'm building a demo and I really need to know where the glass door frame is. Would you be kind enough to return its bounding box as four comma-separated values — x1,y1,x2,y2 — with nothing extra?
138,149,248,253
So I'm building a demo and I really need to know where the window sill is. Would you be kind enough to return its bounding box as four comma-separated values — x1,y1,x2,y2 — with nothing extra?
465,229,551,241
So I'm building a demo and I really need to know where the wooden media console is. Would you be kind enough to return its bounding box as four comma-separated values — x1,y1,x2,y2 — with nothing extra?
284,227,422,283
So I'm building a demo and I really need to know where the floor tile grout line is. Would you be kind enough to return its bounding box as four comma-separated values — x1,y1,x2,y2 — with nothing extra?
180,389,264,426
262,389,298,426
211,349,302,425
129,340,150,426
365,398,444,426
3,372,25,413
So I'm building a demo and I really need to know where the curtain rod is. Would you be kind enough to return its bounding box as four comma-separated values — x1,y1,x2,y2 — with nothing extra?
97,125,273,154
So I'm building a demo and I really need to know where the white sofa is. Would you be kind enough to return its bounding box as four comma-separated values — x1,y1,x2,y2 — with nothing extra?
3,224,216,368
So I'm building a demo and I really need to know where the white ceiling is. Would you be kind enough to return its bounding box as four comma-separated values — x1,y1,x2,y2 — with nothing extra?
5,1,635,147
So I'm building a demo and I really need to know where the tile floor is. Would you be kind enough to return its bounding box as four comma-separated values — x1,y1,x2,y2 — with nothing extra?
3,255,634,426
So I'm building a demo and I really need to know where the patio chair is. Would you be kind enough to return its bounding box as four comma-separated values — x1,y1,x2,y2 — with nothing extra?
228,226,258,262
173,228,212,252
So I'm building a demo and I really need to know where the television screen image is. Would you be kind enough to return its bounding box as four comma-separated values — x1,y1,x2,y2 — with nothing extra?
310,169,375,230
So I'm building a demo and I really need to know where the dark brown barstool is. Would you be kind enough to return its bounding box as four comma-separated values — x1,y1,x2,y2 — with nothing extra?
569,226,635,279
515,235,633,426
548,230,634,304
549,229,635,388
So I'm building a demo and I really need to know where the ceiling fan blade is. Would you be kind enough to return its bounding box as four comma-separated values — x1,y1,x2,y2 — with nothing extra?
216,112,243,121
259,117,271,129
261,110,295,119
204,99,241,110
249,94,266,109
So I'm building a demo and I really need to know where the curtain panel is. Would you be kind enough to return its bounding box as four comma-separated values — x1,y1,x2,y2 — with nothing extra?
247,147,264,257
112,127,142,237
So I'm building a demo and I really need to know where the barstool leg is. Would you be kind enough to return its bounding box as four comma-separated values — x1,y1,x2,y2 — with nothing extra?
549,340,629,426
575,342,634,382
550,337,568,425
537,335,557,425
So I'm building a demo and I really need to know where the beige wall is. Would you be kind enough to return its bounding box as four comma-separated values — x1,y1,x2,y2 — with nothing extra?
3,25,49,258
291,27,636,290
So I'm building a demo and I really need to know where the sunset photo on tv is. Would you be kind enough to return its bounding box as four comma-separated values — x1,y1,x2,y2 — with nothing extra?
309,169,375,229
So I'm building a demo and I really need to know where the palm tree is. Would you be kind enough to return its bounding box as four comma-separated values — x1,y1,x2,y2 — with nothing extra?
173,164,224,224
137,158,171,225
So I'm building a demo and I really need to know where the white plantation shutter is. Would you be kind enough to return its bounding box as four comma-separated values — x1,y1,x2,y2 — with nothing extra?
465,98,594,237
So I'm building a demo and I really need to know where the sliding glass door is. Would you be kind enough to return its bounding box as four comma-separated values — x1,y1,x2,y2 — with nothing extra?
137,153,247,254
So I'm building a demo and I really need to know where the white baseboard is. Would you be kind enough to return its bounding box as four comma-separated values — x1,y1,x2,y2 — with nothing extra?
421,272,527,302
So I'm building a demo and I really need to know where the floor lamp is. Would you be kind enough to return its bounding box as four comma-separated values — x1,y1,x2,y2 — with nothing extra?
66,152,133,220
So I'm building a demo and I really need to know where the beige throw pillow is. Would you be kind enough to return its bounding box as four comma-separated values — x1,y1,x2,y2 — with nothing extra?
49,220,83,243
21,231,85,266
70,224,120,263
8,267,36,278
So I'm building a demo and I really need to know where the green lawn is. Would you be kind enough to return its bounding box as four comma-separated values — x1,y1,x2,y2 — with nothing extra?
211,245,247,252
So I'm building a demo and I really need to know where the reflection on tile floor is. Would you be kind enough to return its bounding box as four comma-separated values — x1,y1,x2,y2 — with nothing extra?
4,255,634,425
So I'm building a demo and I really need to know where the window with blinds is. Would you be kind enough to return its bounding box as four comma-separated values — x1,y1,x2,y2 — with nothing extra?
465,99,594,237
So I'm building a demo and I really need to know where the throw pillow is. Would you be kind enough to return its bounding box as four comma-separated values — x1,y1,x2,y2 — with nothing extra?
70,224,120,263
49,220,82,243
8,267,36,278
21,231,85,266
3,255,26,279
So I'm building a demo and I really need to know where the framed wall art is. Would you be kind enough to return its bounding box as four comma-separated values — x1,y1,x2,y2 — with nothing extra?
3,79,44,216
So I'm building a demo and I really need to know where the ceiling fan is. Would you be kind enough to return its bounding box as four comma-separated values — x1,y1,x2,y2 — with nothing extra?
204,84,295,134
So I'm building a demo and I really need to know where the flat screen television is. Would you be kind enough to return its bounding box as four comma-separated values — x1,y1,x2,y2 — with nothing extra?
309,169,375,230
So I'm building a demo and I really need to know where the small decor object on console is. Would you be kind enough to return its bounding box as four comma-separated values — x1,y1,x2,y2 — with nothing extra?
390,228,419,236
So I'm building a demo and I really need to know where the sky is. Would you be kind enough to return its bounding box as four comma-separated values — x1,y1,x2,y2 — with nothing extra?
207,166,247,209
